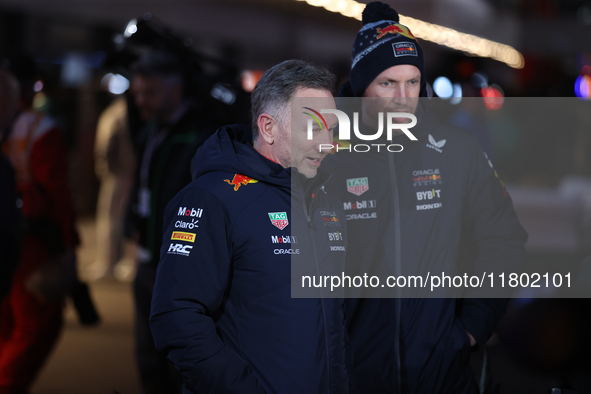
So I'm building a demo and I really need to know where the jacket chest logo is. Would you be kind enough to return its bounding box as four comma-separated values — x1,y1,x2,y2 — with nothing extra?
268,212,289,230
224,174,258,191
346,177,369,196
412,169,442,187
426,134,446,153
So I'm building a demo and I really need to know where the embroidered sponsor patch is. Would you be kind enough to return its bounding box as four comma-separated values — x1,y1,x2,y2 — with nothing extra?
224,174,258,191
416,202,443,211
171,231,196,242
175,219,199,230
412,169,443,187
346,177,369,196
376,24,416,40
177,207,203,217
273,248,300,255
271,235,297,244
426,134,446,153
393,42,418,57
416,189,441,201
268,212,289,230
328,231,343,241
346,212,377,220
343,200,377,210
167,243,193,256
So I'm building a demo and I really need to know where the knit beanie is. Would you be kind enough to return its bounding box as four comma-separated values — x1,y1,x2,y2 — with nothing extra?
349,2,426,97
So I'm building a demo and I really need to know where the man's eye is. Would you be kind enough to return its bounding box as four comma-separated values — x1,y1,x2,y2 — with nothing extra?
380,81,391,87
409,79,418,85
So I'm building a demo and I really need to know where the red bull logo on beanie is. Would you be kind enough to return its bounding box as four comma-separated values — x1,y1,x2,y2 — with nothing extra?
224,174,258,191
376,24,416,40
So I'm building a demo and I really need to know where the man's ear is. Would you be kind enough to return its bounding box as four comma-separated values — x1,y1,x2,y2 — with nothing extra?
257,113,277,145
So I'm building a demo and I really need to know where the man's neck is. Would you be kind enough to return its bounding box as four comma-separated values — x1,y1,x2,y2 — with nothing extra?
253,139,278,164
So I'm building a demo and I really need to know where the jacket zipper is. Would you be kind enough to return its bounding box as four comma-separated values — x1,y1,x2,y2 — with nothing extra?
387,151,402,393
300,175,334,393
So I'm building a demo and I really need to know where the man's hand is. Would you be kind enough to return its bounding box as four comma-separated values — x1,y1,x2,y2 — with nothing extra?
466,331,476,347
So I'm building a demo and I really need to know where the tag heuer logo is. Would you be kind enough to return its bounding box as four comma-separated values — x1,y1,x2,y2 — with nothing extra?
268,212,289,230
346,177,369,196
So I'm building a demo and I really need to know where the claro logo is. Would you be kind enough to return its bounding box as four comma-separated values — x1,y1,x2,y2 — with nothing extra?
303,108,417,153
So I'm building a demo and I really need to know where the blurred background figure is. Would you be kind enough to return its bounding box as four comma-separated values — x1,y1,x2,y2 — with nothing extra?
0,60,98,394
0,70,21,303
0,153,20,302
127,50,217,394
91,94,137,282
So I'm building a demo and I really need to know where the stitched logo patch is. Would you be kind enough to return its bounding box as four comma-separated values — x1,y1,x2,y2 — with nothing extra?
393,42,418,57
268,212,289,230
224,174,258,191
346,177,369,196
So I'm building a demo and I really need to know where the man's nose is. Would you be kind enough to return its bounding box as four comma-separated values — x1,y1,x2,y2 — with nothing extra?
394,84,410,98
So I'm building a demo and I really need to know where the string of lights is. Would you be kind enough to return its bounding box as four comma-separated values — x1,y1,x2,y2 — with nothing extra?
296,0,525,69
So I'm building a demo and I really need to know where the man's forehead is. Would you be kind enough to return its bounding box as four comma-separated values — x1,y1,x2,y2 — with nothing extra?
374,64,421,81
292,89,335,110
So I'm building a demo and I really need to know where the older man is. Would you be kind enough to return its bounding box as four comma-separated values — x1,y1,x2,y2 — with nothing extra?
150,60,348,393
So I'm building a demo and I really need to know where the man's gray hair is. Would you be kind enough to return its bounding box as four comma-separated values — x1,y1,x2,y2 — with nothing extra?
251,60,336,139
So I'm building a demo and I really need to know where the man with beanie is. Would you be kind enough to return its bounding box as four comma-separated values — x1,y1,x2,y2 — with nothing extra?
322,2,527,393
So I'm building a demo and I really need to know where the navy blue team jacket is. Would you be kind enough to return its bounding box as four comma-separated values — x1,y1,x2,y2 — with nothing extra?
150,125,349,394
322,83,528,393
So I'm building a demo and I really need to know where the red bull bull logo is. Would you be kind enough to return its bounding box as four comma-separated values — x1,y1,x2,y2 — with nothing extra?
413,174,441,182
224,174,259,191
376,24,416,40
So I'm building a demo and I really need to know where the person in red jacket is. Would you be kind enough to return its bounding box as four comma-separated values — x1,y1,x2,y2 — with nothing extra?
0,66,80,394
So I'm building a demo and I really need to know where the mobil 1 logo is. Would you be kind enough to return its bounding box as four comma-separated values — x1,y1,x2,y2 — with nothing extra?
343,199,377,211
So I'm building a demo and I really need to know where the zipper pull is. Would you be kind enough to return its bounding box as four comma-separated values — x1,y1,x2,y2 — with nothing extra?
307,215,312,222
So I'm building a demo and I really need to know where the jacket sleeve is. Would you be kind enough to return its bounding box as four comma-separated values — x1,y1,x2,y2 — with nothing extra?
150,187,265,394
458,138,528,347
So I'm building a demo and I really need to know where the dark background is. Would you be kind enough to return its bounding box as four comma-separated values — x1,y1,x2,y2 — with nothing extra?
1,1,590,392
